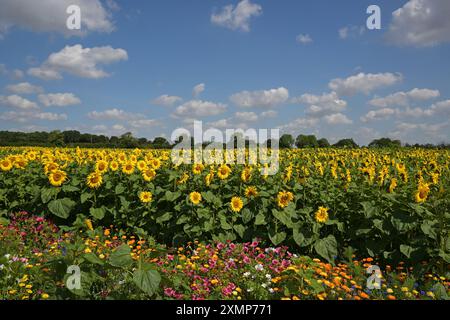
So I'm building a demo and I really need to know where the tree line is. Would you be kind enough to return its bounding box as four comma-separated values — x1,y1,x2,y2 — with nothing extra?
0,130,448,149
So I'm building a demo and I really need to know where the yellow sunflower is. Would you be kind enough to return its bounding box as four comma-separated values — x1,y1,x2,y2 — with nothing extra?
139,191,153,203
415,182,430,203
0,158,13,171
87,171,103,189
95,160,109,174
241,167,252,183
137,160,147,172
245,186,258,198
142,168,156,182
315,206,329,223
217,164,231,180
122,162,135,175
189,191,202,205
230,196,244,212
388,178,397,193
109,160,119,171
48,170,67,187
151,158,161,170
193,163,205,175
277,191,294,208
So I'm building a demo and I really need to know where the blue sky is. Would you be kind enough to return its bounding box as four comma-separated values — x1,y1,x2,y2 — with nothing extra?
0,0,449,145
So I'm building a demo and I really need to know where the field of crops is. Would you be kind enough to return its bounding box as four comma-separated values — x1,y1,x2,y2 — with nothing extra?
0,146,449,300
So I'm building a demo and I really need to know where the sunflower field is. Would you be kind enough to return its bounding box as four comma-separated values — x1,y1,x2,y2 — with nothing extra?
0,146,449,271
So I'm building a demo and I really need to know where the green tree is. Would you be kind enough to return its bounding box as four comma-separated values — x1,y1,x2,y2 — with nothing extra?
333,138,359,148
318,138,330,148
279,134,294,148
295,134,318,148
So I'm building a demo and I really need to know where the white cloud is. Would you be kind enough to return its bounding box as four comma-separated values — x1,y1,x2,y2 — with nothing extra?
338,25,365,39
424,99,450,116
211,0,262,32
0,0,115,38
230,87,289,108
323,113,353,125
38,93,81,107
11,69,24,80
0,110,67,122
193,83,205,97
368,88,440,107
151,94,182,107
360,108,397,122
261,110,277,118
234,111,258,122
293,91,347,117
28,44,128,80
208,118,232,129
129,119,160,128
329,72,403,96
6,82,43,94
87,108,142,121
173,100,227,117
296,34,313,44
0,94,38,110
279,117,319,131
390,120,450,143
386,0,450,47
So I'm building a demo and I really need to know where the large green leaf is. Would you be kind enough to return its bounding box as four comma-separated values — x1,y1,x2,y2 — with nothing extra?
41,188,60,204
109,244,133,268
90,207,106,220
314,235,337,263
48,198,75,219
269,231,286,246
133,265,161,297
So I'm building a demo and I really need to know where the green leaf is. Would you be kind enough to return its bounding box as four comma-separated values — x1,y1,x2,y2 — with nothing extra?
133,267,161,297
165,191,181,202
314,235,337,263
432,283,449,300
254,213,266,225
41,188,59,204
293,229,305,247
420,220,438,240
48,198,75,219
272,209,293,228
156,212,172,224
220,216,232,230
269,231,286,246
90,207,106,220
62,185,79,193
400,244,414,258
115,183,125,195
109,244,133,268
84,253,105,265
361,201,378,218
241,209,253,224
233,224,245,238
80,192,92,204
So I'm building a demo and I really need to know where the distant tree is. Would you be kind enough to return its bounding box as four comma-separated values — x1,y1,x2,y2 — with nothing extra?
368,137,401,148
279,134,294,148
152,137,171,149
63,130,81,144
295,134,318,148
333,138,359,148
318,138,330,148
48,130,64,146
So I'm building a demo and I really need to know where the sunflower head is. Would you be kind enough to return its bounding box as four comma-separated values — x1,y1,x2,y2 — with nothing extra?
0,159,13,171
245,186,258,198
95,160,109,173
415,183,430,203
110,161,119,171
230,196,244,212
139,191,153,203
193,163,205,175
277,191,294,208
217,164,231,180
189,191,202,205
315,206,329,223
142,168,156,182
87,171,103,189
48,170,67,187
122,162,135,175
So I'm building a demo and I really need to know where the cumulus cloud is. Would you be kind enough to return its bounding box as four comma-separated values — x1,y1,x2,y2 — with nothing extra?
261,110,277,118
28,44,128,80
293,91,347,117
279,117,319,131
6,82,43,94
230,87,289,108
87,108,142,121
296,34,313,44
0,94,38,110
386,0,450,47
360,108,397,122
0,0,115,38
38,93,81,107
173,100,227,117
424,99,450,116
329,72,403,96
234,111,258,122
323,113,353,125
211,0,262,32
0,110,67,122
368,88,440,107
192,83,205,98
151,95,182,107
338,25,365,39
